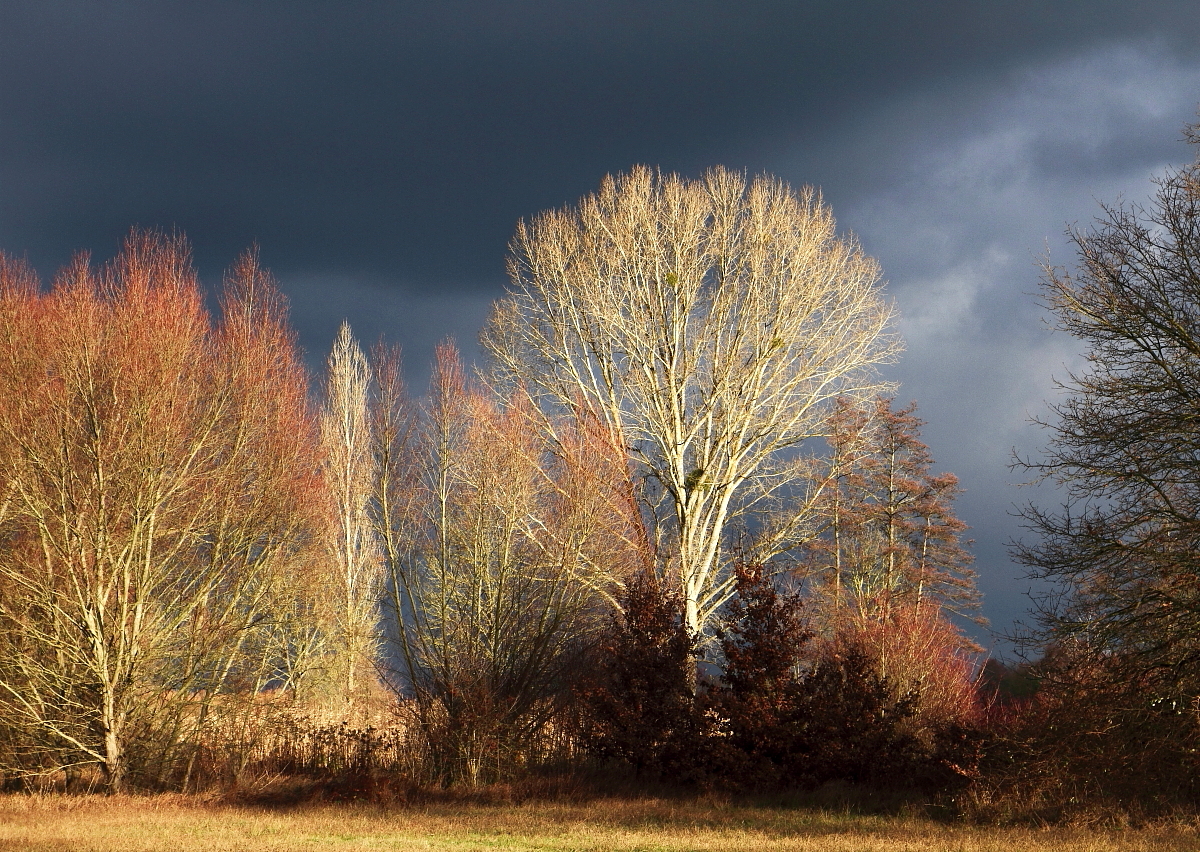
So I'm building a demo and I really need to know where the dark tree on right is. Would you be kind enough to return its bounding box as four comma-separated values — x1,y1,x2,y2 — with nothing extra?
1013,125,1200,803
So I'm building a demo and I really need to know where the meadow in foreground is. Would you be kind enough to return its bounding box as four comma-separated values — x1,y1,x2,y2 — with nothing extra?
0,795,1196,852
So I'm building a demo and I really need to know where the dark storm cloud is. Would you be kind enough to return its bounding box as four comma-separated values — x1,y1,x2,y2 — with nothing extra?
3,1,1199,282
2,1,1200,642
831,43,1200,641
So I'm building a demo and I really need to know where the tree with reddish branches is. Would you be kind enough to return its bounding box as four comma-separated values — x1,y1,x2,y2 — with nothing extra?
802,397,980,630
379,343,643,784
0,233,322,792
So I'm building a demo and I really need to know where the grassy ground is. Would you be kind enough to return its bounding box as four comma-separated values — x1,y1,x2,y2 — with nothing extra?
0,794,1197,852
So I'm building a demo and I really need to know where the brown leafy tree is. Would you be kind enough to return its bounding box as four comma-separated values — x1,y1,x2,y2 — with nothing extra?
785,640,926,788
576,571,700,778
703,561,811,787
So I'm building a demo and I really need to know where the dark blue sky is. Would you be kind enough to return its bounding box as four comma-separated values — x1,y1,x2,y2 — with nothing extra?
3,1,1200,650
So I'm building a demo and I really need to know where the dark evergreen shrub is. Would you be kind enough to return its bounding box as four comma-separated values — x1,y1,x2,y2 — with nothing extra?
575,572,701,778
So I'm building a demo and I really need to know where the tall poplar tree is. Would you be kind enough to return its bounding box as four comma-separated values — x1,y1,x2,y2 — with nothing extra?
320,322,382,716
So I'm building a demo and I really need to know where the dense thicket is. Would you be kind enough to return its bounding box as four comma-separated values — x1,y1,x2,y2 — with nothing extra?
577,561,982,794
975,646,1200,817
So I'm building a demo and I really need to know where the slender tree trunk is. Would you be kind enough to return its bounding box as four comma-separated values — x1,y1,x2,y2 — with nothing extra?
103,708,125,794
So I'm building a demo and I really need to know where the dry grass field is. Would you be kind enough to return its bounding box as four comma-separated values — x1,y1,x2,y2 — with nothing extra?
0,794,1196,852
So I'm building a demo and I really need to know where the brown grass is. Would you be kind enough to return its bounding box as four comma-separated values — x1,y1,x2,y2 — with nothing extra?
0,794,1196,852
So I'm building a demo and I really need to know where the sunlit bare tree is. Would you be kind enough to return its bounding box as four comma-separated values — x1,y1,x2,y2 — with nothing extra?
484,166,899,636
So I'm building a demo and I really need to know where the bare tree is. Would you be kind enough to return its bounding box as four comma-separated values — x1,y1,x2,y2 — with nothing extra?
1016,125,1200,695
380,343,641,783
800,398,979,630
0,234,320,792
483,166,899,636
319,322,382,718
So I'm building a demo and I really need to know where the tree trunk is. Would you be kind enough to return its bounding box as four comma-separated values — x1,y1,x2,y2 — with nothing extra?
103,720,125,794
